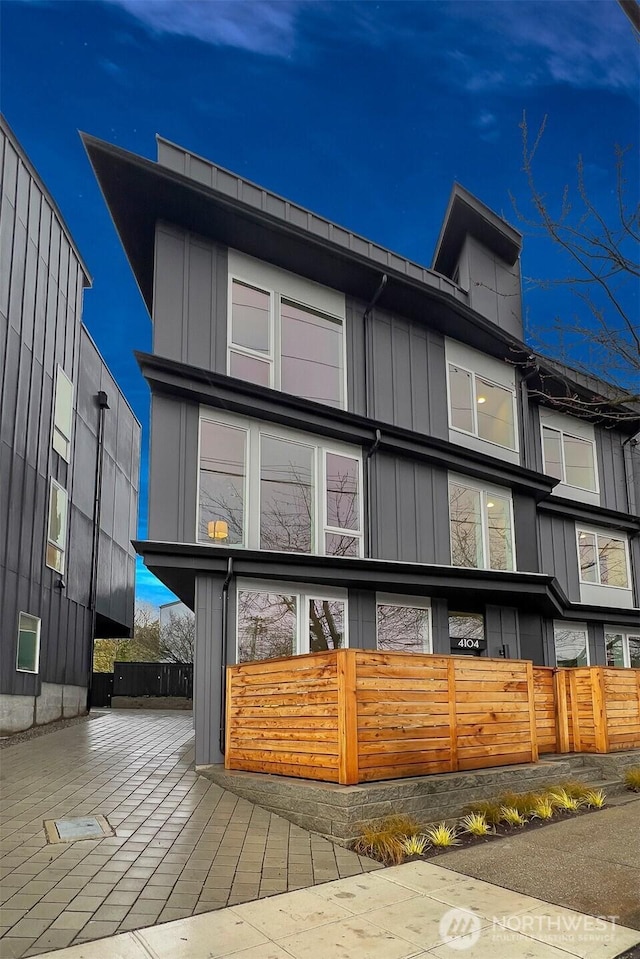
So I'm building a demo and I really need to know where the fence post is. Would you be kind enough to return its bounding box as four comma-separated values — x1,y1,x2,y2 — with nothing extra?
337,649,359,785
554,670,570,754
592,667,610,754
447,658,459,772
568,670,581,752
526,662,539,763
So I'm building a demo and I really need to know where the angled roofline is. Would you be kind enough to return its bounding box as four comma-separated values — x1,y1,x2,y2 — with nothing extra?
2,114,92,286
432,181,522,276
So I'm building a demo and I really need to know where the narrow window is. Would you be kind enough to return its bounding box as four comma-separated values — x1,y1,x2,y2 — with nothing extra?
448,365,474,433
376,602,431,653
577,531,598,583
449,483,483,568
52,366,73,462
325,452,360,556
260,435,314,553
237,591,297,662
605,632,625,667
542,426,563,481
309,598,345,651
198,420,246,546
46,480,67,573
16,613,41,673
280,300,344,408
486,494,513,572
475,377,515,448
229,280,272,387
563,434,596,491
554,623,589,667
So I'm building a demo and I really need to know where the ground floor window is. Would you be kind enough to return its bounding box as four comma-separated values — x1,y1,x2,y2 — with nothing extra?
375,595,432,653
236,582,347,663
605,630,640,668
16,613,41,673
449,612,486,655
554,622,589,667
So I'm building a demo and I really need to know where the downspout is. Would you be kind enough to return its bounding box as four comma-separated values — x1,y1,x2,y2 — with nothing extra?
219,557,234,756
364,429,382,558
87,390,110,712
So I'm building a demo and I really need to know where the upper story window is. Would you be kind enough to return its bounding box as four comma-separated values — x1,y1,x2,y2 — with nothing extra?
52,366,73,462
449,476,515,571
577,527,630,590
198,410,362,557
539,409,599,505
227,251,346,409
46,479,68,574
16,613,41,673
445,339,519,463
236,581,347,662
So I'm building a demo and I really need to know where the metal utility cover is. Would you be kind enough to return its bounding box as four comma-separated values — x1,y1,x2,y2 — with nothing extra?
44,815,114,844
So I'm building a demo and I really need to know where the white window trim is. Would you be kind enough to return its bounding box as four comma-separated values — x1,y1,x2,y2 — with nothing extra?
576,525,631,591
46,478,68,575
235,579,349,659
52,365,74,463
227,268,348,409
446,361,519,453
197,408,364,557
375,594,433,654
605,628,640,668
16,612,41,674
540,423,599,494
553,621,590,667
448,473,517,572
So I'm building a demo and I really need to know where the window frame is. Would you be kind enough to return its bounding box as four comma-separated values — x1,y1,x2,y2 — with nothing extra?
448,474,516,572
541,423,599,494
16,612,41,674
197,409,364,558
52,365,74,462
375,594,433,654
553,621,590,668
575,525,631,591
235,579,349,661
605,628,640,669
45,478,68,574
227,270,347,409
446,361,519,453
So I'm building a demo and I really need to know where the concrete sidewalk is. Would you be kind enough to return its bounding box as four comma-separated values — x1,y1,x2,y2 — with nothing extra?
0,711,374,958
32,861,640,959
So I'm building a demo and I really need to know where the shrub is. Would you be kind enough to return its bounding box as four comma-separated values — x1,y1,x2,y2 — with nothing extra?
582,789,606,809
401,834,429,856
547,788,582,812
462,800,503,825
500,806,527,827
531,797,555,820
460,812,493,837
624,767,640,792
424,822,461,848
353,814,422,865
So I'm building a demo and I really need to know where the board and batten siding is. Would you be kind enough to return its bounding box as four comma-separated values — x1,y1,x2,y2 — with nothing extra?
596,427,630,514
538,513,581,603
147,394,199,544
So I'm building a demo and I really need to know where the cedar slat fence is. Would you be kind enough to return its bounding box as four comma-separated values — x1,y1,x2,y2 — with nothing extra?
225,649,539,785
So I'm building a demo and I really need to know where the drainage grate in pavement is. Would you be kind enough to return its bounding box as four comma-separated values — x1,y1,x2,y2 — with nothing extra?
44,814,114,843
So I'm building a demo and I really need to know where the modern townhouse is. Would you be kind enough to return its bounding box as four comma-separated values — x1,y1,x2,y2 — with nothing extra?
84,132,639,767
0,117,140,733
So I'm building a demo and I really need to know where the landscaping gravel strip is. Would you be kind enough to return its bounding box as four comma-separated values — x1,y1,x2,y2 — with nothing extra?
0,713,106,750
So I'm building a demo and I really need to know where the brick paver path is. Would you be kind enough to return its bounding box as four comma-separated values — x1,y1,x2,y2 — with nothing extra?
0,710,375,958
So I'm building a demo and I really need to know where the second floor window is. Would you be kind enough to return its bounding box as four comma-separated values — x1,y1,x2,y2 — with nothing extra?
228,279,345,409
577,527,630,590
46,479,68,574
198,412,362,557
52,366,73,462
542,425,597,492
448,363,516,451
449,478,514,571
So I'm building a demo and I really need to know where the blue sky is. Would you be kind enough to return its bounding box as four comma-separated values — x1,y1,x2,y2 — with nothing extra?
3,0,638,608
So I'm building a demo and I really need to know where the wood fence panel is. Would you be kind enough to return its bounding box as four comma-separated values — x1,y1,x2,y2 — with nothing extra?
603,668,640,751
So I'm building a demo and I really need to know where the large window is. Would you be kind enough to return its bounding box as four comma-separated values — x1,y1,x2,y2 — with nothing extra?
236,583,347,662
449,478,514,571
542,426,597,492
16,613,41,673
554,623,589,667
448,363,516,451
52,366,73,461
228,279,345,409
577,528,630,589
376,596,432,654
46,480,67,574
605,630,640,669
198,412,362,556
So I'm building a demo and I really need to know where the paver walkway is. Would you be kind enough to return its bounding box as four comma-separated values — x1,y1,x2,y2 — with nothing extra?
33,861,640,959
0,710,375,958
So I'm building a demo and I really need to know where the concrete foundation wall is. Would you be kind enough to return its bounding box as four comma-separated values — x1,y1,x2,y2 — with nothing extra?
0,683,87,735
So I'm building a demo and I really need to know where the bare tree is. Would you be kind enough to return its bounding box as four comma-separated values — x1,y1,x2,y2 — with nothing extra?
509,112,639,423
159,610,195,664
